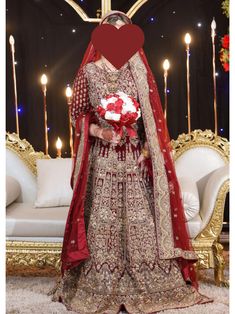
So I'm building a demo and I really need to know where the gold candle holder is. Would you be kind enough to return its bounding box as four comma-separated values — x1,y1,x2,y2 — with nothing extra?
40,74,49,156
163,59,170,121
66,85,73,158
184,33,192,133
9,35,19,135
211,18,218,136
56,137,62,158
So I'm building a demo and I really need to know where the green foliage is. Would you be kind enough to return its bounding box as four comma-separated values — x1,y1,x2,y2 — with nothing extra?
222,0,229,18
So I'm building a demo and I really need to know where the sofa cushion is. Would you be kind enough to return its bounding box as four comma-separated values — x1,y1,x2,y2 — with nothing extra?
178,176,200,222
6,202,69,237
6,176,21,207
34,158,73,208
6,148,37,203
187,213,202,239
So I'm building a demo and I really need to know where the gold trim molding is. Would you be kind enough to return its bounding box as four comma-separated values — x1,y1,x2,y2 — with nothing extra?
196,180,229,240
6,241,62,276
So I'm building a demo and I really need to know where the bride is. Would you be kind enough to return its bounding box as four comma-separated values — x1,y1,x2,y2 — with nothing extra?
48,10,213,314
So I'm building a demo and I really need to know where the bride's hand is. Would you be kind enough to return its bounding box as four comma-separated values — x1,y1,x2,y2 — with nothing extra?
101,128,121,144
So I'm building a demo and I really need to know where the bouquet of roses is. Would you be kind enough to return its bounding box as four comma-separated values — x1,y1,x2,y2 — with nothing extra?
96,91,141,138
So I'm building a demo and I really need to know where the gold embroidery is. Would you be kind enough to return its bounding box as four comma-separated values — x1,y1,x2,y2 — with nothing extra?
73,117,85,189
48,58,213,313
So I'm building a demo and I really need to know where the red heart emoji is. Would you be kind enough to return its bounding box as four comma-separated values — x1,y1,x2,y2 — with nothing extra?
91,24,145,69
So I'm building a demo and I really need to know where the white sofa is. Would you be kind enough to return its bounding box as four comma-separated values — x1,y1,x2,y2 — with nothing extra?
6,130,229,285
6,141,69,243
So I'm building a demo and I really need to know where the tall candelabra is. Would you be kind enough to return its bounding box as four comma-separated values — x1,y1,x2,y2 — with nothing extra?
163,59,170,121
184,33,192,133
66,85,74,157
211,18,218,136
9,35,19,135
40,74,49,156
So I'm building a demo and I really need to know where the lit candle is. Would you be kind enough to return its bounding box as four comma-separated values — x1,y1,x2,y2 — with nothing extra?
184,33,191,133
41,74,48,93
66,85,73,101
211,18,218,135
211,18,216,38
184,33,191,46
40,74,49,155
163,59,170,120
56,137,62,158
9,35,20,135
65,85,73,157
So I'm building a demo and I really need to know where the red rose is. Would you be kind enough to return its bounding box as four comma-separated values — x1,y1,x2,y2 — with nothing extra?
120,112,137,125
107,103,116,111
120,114,129,124
97,106,106,117
114,99,123,113
115,98,124,106
222,35,229,49
129,96,140,109
106,94,115,99
223,62,229,72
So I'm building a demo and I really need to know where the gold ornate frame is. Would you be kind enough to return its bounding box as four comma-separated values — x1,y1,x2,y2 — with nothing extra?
6,132,51,176
64,0,148,22
6,130,229,285
171,129,229,287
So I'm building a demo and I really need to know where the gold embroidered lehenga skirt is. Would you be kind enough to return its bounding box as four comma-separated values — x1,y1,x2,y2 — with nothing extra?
48,135,213,314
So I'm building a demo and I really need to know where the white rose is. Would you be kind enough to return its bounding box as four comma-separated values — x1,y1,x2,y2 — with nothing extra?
105,111,121,121
101,97,118,109
101,99,108,109
107,96,118,103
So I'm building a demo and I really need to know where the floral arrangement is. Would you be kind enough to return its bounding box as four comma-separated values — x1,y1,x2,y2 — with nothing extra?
220,0,229,72
220,34,229,72
96,91,141,138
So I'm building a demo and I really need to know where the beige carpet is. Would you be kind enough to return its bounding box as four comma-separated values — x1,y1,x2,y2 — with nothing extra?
6,267,229,314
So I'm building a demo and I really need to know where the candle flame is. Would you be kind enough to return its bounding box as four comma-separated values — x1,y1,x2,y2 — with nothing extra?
211,18,216,30
163,59,170,71
9,35,15,45
40,74,48,85
184,33,191,44
66,86,73,98
56,137,62,149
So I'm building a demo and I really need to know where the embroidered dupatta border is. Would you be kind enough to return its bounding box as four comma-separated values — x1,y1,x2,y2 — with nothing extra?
129,52,198,261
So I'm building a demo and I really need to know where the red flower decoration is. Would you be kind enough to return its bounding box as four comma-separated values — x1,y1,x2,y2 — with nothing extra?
220,34,229,72
223,62,229,72
222,34,229,49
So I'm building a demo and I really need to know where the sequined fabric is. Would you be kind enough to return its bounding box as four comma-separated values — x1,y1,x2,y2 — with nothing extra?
48,62,213,313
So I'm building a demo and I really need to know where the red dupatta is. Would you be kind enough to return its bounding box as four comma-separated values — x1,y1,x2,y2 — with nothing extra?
61,11,199,290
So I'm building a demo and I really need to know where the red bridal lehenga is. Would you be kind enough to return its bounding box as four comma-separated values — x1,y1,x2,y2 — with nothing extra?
48,10,213,314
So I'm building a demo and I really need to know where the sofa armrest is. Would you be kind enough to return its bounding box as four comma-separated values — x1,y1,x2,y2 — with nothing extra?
199,164,229,233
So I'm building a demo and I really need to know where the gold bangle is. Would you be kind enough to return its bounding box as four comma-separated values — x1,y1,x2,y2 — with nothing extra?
141,147,150,158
